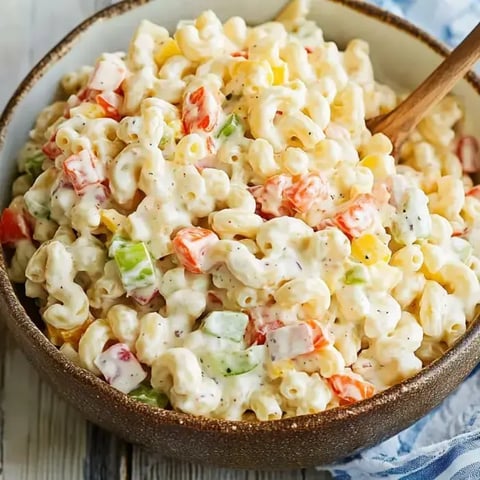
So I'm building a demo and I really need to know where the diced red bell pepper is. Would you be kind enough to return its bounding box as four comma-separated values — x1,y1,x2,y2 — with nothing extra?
88,59,127,92
62,150,102,195
0,207,31,245
284,173,328,213
42,133,63,160
244,306,286,346
89,183,110,206
467,185,480,200
315,218,336,231
182,86,220,134
250,175,293,218
231,50,249,59
172,227,219,274
456,135,480,173
252,173,330,219
129,285,159,306
452,228,469,238
328,373,375,405
206,135,216,154
96,91,123,121
245,318,284,346
306,320,331,350
77,86,101,103
332,193,378,239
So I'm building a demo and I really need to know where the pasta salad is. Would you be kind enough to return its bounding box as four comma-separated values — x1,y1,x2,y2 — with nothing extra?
1,0,480,421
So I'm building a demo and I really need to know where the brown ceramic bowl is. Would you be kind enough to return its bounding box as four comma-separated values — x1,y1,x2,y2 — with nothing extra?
1,0,480,470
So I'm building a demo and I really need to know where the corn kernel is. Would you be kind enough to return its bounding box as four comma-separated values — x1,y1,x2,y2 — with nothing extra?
272,63,289,85
231,60,273,89
154,38,181,66
70,102,106,119
46,318,93,349
264,62,274,86
46,323,63,346
100,209,127,233
351,234,391,266
266,358,294,379
359,154,395,180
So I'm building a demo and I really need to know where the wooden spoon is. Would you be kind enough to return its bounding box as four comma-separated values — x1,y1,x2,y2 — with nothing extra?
367,22,480,152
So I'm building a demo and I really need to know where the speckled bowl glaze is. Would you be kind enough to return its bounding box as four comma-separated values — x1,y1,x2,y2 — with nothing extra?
1,0,480,470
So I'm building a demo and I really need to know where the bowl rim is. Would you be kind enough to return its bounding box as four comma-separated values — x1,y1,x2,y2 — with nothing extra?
0,0,480,435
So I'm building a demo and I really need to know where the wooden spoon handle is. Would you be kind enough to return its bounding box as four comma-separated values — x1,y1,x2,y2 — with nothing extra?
368,22,480,144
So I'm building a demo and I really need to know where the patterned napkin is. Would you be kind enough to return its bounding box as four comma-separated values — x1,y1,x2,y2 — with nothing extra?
320,366,480,479
318,1,480,478
371,0,479,47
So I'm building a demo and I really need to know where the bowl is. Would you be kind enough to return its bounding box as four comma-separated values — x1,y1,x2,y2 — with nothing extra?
1,0,480,470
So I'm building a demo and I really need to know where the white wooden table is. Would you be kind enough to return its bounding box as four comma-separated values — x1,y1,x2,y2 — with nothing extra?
0,1,331,478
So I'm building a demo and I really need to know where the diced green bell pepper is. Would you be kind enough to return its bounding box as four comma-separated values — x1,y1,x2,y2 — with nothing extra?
204,345,264,377
344,265,369,285
216,114,241,139
202,311,248,342
108,234,130,257
114,241,156,292
25,152,46,179
129,384,168,408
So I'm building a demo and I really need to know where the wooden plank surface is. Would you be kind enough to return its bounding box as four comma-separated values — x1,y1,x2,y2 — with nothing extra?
0,1,330,479
2,335,86,480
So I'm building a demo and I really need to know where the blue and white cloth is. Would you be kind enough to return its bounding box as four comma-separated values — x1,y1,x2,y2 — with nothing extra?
319,1,480,478
370,0,480,48
321,366,480,479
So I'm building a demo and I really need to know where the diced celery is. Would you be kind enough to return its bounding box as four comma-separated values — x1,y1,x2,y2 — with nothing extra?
216,114,241,139
108,234,130,257
202,311,248,342
24,194,50,219
25,152,46,179
114,241,156,291
204,346,264,376
345,265,369,285
129,384,169,408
